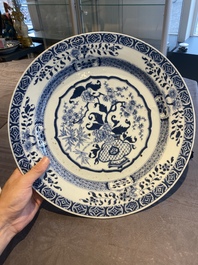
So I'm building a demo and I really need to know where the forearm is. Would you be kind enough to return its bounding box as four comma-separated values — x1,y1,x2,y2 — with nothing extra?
0,187,15,255
0,221,15,255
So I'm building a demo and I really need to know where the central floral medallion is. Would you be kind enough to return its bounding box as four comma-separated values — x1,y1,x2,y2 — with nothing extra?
54,76,152,172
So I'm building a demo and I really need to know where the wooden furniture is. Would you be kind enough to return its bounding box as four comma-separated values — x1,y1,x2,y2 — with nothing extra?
168,37,198,83
0,42,44,62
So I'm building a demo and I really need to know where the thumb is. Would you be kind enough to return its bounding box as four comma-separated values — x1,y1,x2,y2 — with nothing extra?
23,157,50,186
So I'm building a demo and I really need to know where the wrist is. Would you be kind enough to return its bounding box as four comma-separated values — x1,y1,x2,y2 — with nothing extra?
0,224,15,256
0,223,14,253
0,211,16,255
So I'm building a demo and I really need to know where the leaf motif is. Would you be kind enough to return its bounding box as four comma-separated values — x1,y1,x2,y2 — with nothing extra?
153,177,161,181
21,114,28,119
155,166,159,172
108,199,112,205
171,120,177,124
157,68,161,75
82,198,89,203
34,78,39,85
70,86,85,101
109,51,115,56
86,81,101,91
86,122,102,130
176,131,181,139
170,130,176,138
98,103,107,113
142,57,148,62
53,186,62,191
91,192,97,198
88,112,104,124
125,136,133,143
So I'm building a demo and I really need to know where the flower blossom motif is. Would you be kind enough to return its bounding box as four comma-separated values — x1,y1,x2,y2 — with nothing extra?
168,88,177,99
62,107,79,126
71,48,80,59
81,45,89,57
39,69,47,79
126,99,136,113
160,163,171,172
119,186,136,202
81,89,95,102
172,99,182,110
93,123,112,142
22,128,30,140
105,85,116,103
23,139,33,151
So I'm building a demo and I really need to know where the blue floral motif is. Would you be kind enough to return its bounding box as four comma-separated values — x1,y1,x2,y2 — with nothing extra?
81,185,136,207
40,50,54,63
71,36,84,47
143,55,185,145
54,42,68,53
119,36,134,46
92,123,112,142
19,76,32,90
135,42,150,54
162,62,175,75
55,76,151,172
150,51,164,65
34,39,122,85
87,33,102,43
19,97,62,191
29,62,42,76
103,33,117,43
136,156,174,196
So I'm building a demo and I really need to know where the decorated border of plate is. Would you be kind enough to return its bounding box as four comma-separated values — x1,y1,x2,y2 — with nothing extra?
8,32,195,218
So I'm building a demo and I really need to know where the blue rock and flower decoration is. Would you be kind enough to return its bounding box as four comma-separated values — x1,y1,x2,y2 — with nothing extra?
55,76,151,172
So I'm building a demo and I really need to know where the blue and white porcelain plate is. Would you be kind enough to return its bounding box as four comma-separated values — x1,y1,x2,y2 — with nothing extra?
8,32,195,218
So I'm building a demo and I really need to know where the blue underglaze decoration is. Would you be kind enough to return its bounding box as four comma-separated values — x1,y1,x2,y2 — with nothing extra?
9,32,195,218
54,75,152,172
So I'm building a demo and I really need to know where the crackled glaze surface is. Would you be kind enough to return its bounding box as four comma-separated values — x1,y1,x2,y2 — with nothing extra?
9,32,195,218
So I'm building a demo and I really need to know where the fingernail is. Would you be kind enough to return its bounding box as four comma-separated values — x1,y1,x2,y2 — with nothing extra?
41,156,50,165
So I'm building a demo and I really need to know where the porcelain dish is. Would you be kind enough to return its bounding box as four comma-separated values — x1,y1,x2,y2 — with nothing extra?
8,32,195,218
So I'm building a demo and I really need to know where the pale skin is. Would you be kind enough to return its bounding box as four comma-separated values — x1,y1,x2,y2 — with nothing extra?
0,157,50,255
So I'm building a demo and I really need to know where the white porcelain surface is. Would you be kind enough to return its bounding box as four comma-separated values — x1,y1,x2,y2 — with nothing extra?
8,32,195,218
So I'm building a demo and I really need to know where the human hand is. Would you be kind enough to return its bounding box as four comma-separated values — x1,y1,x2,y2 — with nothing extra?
0,157,50,255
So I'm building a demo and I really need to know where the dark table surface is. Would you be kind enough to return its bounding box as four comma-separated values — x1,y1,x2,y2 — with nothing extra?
0,59,198,265
0,42,44,62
